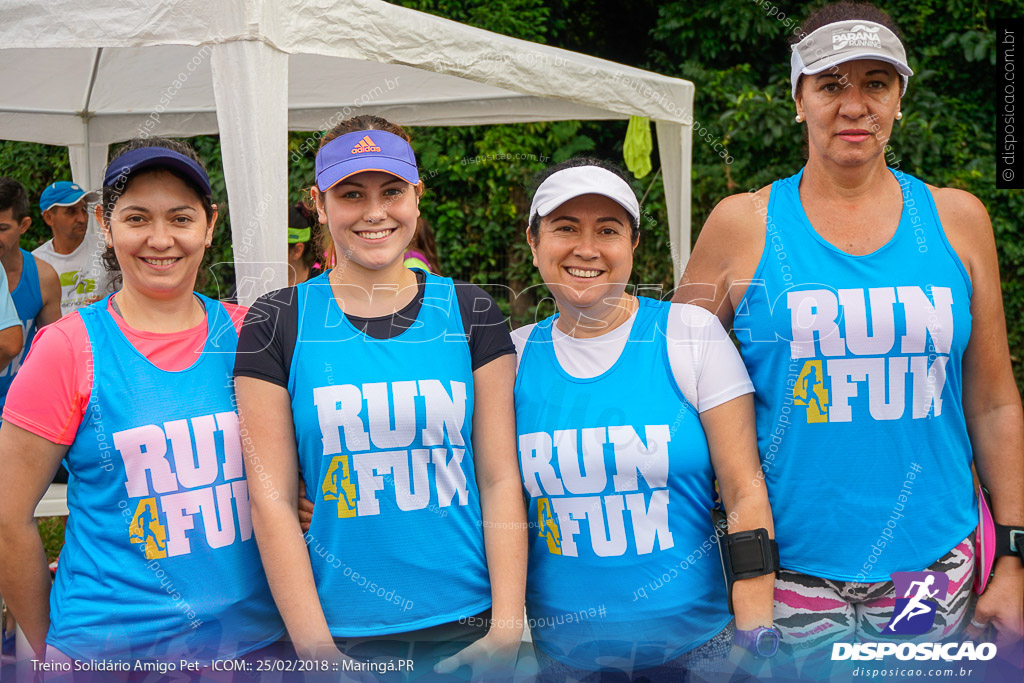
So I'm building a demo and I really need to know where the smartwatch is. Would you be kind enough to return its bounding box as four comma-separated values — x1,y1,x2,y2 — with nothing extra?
734,626,782,658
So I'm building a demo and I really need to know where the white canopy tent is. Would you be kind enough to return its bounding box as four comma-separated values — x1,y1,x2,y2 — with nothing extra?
0,0,695,303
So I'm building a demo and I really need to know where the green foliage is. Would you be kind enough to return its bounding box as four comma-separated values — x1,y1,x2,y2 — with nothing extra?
648,0,1024,389
0,0,1019,387
0,141,72,248
37,516,65,564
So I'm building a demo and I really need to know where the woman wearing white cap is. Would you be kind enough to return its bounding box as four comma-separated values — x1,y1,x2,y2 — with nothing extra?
676,0,1023,661
514,157,779,680
234,115,526,677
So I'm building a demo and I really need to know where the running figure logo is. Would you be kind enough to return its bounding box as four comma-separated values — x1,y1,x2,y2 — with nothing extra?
129,498,168,560
537,497,562,555
322,455,358,518
883,571,949,635
794,360,829,423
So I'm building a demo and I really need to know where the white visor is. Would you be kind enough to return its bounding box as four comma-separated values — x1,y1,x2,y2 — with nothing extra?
791,20,913,100
529,166,640,226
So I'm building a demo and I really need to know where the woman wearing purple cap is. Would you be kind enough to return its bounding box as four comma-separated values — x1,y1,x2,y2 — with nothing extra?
0,137,285,667
675,0,1023,665
235,115,526,677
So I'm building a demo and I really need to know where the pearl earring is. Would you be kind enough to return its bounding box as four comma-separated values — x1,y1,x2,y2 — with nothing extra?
895,111,903,120
795,114,803,123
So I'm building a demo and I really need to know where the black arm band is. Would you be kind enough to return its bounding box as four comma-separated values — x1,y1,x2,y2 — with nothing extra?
996,524,1024,565
711,508,780,614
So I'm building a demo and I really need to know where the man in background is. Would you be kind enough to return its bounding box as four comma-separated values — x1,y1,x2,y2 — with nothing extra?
0,179,62,404
34,181,116,316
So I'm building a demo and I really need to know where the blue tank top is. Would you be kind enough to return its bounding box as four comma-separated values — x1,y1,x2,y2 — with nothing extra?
735,168,976,581
48,295,284,662
0,249,42,409
289,271,490,636
515,297,730,671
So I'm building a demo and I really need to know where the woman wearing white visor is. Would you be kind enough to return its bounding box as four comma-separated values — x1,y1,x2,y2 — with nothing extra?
676,0,1023,662
514,157,779,680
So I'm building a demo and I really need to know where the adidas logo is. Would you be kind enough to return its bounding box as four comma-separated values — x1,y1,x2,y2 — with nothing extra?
351,135,382,154
832,24,882,51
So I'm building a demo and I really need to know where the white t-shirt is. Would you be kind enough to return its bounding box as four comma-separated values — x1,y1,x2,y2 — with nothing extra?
512,302,753,413
33,227,118,317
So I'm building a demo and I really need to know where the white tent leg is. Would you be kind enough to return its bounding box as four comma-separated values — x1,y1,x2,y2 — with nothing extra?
655,121,692,285
67,143,108,192
69,132,109,246
210,41,289,305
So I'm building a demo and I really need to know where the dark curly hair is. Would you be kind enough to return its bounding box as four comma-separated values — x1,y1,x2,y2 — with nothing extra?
527,156,640,244
99,137,214,291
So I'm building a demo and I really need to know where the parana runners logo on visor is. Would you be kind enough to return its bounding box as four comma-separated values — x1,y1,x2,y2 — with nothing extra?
883,571,949,635
832,24,882,50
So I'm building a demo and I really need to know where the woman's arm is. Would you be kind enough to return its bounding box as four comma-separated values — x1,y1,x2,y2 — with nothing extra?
0,423,68,655
35,258,63,328
701,393,776,630
436,354,526,674
235,376,337,659
938,189,1024,644
672,187,770,331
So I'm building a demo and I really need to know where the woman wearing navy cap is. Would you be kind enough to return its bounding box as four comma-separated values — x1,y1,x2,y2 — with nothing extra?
235,115,526,678
0,137,284,667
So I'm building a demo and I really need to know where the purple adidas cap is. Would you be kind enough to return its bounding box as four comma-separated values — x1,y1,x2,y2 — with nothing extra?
103,147,212,195
315,130,419,191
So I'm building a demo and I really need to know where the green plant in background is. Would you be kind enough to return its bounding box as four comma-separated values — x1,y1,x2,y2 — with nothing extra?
37,516,65,564
648,0,1024,389
0,0,1019,389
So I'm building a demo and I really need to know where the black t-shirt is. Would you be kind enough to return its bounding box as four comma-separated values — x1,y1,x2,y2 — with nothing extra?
234,270,515,387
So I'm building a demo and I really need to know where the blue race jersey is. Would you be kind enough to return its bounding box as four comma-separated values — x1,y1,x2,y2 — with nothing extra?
515,297,730,671
0,249,42,410
48,294,284,662
734,168,976,581
289,271,490,636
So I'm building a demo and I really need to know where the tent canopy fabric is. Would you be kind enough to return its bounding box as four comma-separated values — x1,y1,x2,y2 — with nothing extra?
0,0,695,302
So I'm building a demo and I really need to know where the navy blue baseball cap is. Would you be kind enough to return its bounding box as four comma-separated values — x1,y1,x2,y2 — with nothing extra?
39,181,99,212
315,130,419,191
103,147,212,195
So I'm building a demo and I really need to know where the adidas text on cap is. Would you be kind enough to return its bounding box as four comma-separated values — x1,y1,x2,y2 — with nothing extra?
315,130,419,191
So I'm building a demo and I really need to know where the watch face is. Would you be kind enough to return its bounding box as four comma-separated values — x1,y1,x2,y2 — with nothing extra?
756,629,781,657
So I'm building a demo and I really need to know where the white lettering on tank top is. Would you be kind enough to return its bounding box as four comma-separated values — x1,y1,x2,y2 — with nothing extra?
312,379,471,519
786,286,955,423
521,425,675,558
113,411,251,561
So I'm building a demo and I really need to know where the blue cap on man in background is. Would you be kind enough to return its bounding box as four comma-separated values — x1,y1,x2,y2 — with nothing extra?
39,181,99,213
